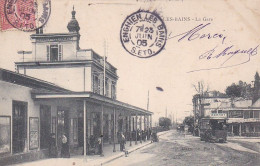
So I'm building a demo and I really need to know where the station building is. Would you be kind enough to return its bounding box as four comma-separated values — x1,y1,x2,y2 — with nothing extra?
0,8,152,165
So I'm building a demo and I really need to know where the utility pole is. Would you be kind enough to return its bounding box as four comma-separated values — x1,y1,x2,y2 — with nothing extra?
103,40,106,96
176,111,177,124
147,90,149,111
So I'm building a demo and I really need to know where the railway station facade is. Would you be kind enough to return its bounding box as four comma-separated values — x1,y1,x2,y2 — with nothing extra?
0,8,152,164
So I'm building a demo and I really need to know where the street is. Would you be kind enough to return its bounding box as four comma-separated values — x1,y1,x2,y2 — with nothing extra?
106,130,260,166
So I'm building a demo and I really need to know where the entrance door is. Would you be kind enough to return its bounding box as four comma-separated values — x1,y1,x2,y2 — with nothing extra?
233,125,239,136
40,105,51,149
103,114,109,143
118,119,123,133
78,117,84,147
57,107,69,152
12,101,27,154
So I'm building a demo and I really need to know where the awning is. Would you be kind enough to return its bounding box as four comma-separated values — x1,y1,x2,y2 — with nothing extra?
32,91,153,115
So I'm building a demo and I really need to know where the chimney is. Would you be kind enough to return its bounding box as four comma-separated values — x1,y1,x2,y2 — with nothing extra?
36,27,43,34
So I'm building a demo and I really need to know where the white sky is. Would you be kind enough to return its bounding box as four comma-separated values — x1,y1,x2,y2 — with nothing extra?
0,0,259,123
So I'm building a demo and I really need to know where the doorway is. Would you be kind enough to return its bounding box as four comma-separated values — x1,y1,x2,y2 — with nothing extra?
40,105,51,149
78,117,84,147
12,101,27,154
233,124,239,136
57,107,69,152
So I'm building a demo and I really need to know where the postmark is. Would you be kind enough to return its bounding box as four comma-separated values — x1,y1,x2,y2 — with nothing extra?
4,0,51,31
120,10,167,58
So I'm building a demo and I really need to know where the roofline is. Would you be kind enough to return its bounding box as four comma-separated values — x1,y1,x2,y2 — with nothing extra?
15,60,119,79
32,91,153,115
0,68,70,92
221,107,260,110
200,96,230,99
30,32,79,37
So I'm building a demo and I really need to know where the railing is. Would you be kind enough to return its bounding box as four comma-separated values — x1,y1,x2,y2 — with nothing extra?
17,50,117,75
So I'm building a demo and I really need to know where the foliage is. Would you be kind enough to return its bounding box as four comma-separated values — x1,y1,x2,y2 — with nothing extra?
183,116,194,127
225,81,253,99
225,83,242,97
159,117,171,129
253,72,260,102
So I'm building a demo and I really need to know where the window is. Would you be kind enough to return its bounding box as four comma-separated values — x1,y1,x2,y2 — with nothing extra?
111,82,116,99
71,118,78,142
244,111,250,119
0,116,11,154
211,110,217,113
229,110,243,118
244,111,254,119
249,111,254,118
47,45,63,61
58,45,63,61
254,111,260,118
93,75,100,94
255,125,260,132
105,78,109,97
51,117,56,135
249,124,254,132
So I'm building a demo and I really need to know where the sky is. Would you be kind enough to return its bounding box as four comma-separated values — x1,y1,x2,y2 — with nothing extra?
0,0,260,123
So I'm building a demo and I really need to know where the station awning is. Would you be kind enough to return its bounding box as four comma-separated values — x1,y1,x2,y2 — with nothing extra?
32,91,153,115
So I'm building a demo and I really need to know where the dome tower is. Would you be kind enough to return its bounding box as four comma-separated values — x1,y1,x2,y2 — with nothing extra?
67,6,80,33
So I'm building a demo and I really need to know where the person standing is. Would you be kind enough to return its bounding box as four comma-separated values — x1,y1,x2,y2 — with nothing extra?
49,133,57,158
97,136,102,155
120,132,126,151
61,134,70,158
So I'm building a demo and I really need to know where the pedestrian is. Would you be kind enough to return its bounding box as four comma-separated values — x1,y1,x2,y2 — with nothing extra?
97,136,102,155
61,134,70,158
48,133,57,158
120,132,126,151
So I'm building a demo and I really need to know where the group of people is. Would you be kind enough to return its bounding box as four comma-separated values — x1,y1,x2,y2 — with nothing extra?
131,129,152,141
48,133,70,158
48,129,155,158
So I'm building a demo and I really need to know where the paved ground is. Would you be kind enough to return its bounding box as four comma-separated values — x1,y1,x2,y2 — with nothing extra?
106,130,260,166
10,130,260,166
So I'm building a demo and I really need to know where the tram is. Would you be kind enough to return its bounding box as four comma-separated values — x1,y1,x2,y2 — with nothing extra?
199,116,227,143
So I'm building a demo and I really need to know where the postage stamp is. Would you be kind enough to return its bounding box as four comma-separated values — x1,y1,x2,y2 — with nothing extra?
120,10,167,58
3,0,51,31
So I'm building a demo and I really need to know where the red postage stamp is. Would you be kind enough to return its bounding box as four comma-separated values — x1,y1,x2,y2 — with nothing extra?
0,0,51,31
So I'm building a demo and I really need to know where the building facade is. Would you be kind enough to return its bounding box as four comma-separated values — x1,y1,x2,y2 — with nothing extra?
0,8,152,165
193,94,260,137
222,99,260,136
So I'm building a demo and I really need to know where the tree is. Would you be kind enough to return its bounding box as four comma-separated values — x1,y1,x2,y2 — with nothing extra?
192,81,209,96
210,90,227,97
225,83,241,97
225,81,253,99
183,116,194,127
253,72,260,102
159,117,171,129
183,116,195,133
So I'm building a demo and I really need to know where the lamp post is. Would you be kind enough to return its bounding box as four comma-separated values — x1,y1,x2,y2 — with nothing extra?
147,87,165,126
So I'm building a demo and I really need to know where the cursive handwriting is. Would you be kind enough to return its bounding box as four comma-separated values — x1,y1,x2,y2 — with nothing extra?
199,45,258,66
187,45,259,73
168,23,227,44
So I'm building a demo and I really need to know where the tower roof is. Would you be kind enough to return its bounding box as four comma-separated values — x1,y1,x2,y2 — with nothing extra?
67,6,80,33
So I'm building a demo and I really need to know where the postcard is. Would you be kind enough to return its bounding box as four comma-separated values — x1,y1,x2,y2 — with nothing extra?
0,0,259,166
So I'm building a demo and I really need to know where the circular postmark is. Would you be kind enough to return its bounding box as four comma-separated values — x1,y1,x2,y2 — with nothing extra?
4,0,51,31
120,10,167,58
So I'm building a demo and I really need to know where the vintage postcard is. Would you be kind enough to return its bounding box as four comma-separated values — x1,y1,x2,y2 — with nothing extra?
0,0,259,165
